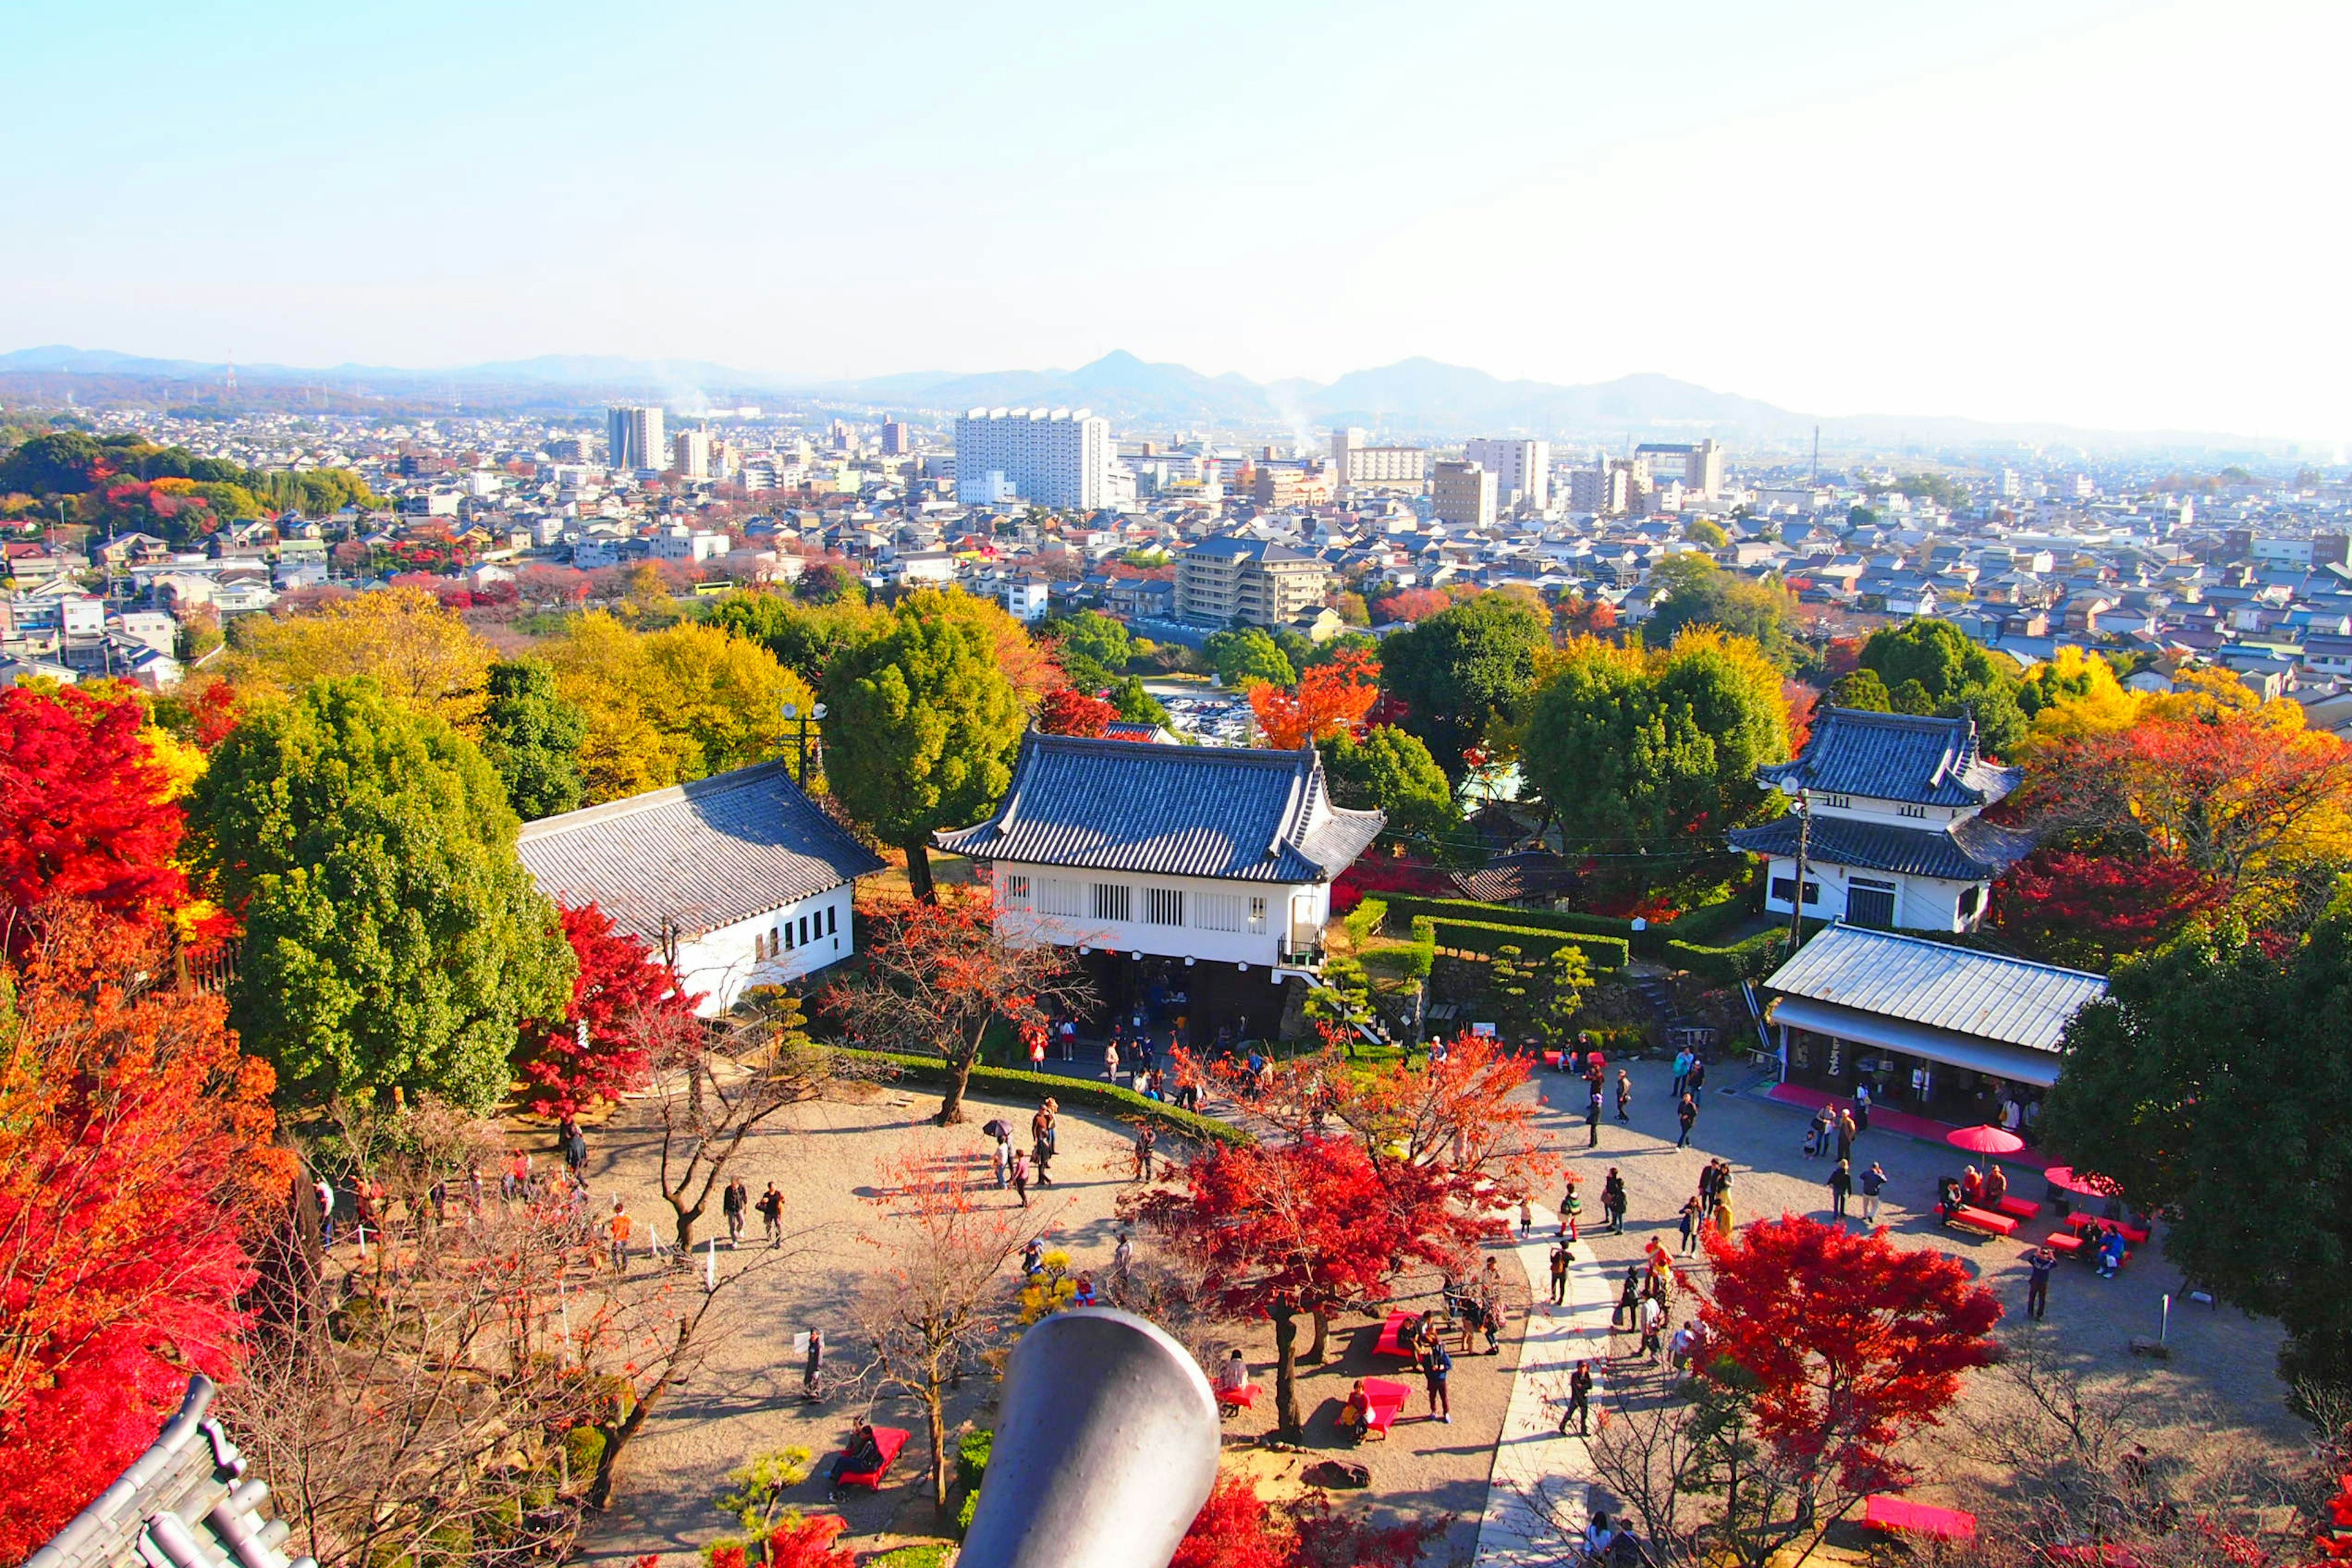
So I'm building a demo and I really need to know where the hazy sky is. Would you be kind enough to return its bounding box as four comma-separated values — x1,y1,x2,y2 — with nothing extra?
6,0,2346,439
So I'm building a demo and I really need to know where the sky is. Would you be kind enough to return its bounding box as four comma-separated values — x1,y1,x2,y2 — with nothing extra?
4,0,2347,440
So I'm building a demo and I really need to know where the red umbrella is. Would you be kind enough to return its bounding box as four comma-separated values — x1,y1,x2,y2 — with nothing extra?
1947,1123,2026,1156
2045,1164,2123,1198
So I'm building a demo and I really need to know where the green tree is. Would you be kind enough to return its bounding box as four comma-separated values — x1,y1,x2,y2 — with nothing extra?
1323,724,1458,848
1522,630,1791,849
1050,610,1134,674
1643,554,1794,655
821,590,1026,900
1823,669,1894,711
1303,956,1378,1055
480,658,588,818
1202,627,1297,690
1379,594,1548,782
1683,517,1731,549
704,589,886,687
1108,675,1169,726
2041,899,2352,1402
187,678,574,1109
0,431,105,494
1858,617,2027,753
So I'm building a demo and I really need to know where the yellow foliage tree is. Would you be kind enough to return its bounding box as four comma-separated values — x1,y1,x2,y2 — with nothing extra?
2019,645,2142,752
221,586,494,726
539,612,813,804
2139,664,2307,733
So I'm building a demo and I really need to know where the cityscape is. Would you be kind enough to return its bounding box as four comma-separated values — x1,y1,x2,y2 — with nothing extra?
4,5,2351,1568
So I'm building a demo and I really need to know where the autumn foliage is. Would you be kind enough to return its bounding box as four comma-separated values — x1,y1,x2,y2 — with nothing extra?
1994,848,2229,968
0,685,189,948
1251,648,1381,750
1174,1476,1438,1568
0,909,291,1561
1038,685,1118,738
518,901,697,1117
706,1515,854,1568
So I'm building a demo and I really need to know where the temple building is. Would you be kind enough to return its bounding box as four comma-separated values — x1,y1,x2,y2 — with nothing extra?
1729,707,2033,933
935,734,1384,1039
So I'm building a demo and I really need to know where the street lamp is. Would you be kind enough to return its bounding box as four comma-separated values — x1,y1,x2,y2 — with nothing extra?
781,700,829,783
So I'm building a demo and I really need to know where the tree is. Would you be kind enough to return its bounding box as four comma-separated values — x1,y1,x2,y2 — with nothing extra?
1204,627,1298,690
1038,685,1117,737
1645,556,1795,654
1683,517,1732,548
0,910,292,1562
646,995,832,1251
859,1150,1046,1520
480,658,588,818
1111,674,1171,726
1695,1215,2001,1565
1048,609,1135,674
1992,850,2228,970
704,590,888,686
1857,617,2027,754
1379,595,1548,781
821,591,1027,900
222,586,495,727
0,685,189,949
2016,644,2139,750
1821,669,1893,712
518,902,696,1117
1375,587,1451,625
187,677,575,1109
822,889,1090,1123
1250,647,1380,749
1174,1476,1438,1568
0,430,108,494
1521,630,1792,851
1322,725,1458,848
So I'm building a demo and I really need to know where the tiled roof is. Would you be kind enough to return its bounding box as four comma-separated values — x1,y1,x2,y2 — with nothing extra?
517,761,883,943
1184,536,1314,562
935,734,1384,883
1727,812,2035,881
1763,924,2107,1053
1757,707,2019,807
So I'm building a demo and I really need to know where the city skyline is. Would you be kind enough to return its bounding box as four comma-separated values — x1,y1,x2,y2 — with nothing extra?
5,0,2347,440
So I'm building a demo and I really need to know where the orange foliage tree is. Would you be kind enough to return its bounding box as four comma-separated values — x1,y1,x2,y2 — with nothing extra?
0,684,190,952
1174,1474,1439,1567
1038,685,1117,738
1250,647,1381,749
0,908,292,1560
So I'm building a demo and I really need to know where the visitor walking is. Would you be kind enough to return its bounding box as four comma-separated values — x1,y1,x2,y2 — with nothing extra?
1678,1194,1703,1254
1548,1242,1569,1305
1602,1167,1627,1235
1853,1082,1872,1132
1586,1086,1604,1148
1676,1093,1698,1148
1836,1109,1857,1163
1615,1069,1632,1123
1614,1266,1640,1331
1561,1359,1594,1437
722,1175,748,1247
1113,1229,1134,1296
2027,1245,2056,1319
1105,1039,1121,1085
803,1327,824,1401
757,1182,785,1246
1420,1338,1452,1424
1828,1158,1852,1219
1671,1047,1691,1099
1031,1099,1058,1186
1133,1125,1157,1182
605,1198,631,1275
992,1134,1011,1189
1011,1150,1031,1207
1860,1161,1887,1224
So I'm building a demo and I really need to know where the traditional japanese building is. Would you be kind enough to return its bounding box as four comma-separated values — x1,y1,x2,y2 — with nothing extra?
518,760,884,1016
1729,707,2032,933
934,734,1384,1038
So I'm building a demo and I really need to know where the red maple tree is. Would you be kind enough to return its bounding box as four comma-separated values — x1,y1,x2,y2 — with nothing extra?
190,679,243,750
1698,1215,2000,1510
0,908,292,1561
0,684,189,950
1377,588,1450,624
1993,848,2229,968
1038,685,1117,737
1250,648,1381,750
1174,1475,1439,1568
518,902,696,1118
707,1515,855,1568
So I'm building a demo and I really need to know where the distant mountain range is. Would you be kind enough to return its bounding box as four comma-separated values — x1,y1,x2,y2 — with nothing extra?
0,344,2291,454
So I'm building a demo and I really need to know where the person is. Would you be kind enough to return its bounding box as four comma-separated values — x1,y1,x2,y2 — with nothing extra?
315,1175,337,1248
1586,1085,1604,1148
1477,1257,1504,1353
1562,1358,1594,1436
1638,1288,1665,1359
1836,1109,1857,1163
1695,1161,1719,1219
757,1182,785,1246
992,1135,1011,1189
1676,1093,1698,1148
1105,1039,1121,1085
1032,1102,1058,1187
1397,1310,1424,1360
722,1175,748,1247
1020,1238,1046,1277
2027,1245,2056,1319
2002,1095,2024,1133
1561,1176,1585,1240
2098,1229,2127,1278
1679,1194,1703,1254
1133,1125,1157,1182
803,1328,825,1401
1687,1057,1706,1094
1853,1082,1873,1132
1028,1028,1049,1070
1828,1158,1852,1219
1113,1228,1134,1292
1713,1196,1734,1240
1860,1162,1887,1224
605,1198,631,1275
1583,1512,1615,1568
1602,1168,1627,1236
1011,1149,1031,1206
1073,1273,1098,1307
1615,1069,1632,1123
1983,1164,2010,1208
1668,1323,1698,1371
1937,1175,1966,1224
1336,1379,1372,1441
827,1423,886,1489
1671,1047,1692,1099
1614,1267,1640,1331
1420,1337,1452,1423
1804,1108,1828,1159
565,1124,589,1175
1961,1166,1985,1207
1520,1197,1534,1239
1217,1349,1253,1397
1548,1242,1570,1305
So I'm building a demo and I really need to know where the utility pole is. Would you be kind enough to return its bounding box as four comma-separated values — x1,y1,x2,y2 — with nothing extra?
1787,786,1812,954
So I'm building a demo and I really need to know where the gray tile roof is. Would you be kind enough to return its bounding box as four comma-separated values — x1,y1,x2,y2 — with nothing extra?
1728,812,2035,881
517,761,884,942
1763,924,2106,1054
1758,707,2020,807
934,734,1384,883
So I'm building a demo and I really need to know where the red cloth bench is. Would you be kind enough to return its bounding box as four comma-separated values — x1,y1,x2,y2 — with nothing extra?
1361,1376,1411,1439
1947,1205,2019,1238
827,1425,910,1499
1863,1494,1978,1540
1995,1194,2043,1222
1373,1309,1419,1358
2065,1211,2150,1245
1216,1383,1257,1412
2045,1231,2086,1257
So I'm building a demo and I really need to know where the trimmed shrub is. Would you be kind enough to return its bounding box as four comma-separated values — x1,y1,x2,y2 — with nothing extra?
1342,897,1388,945
1425,918,1630,973
1404,916,1435,984
1385,895,1635,941
833,1049,1251,1148
1662,927,1787,984
956,1428,993,1493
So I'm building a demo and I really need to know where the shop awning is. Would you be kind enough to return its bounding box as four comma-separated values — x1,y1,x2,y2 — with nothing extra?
1770,996,2062,1087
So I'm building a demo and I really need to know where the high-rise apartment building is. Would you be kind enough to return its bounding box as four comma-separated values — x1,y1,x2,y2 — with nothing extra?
1569,458,1649,516
1328,428,1428,490
674,428,712,480
1175,537,1332,628
1461,438,1551,510
880,420,911,456
1632,439,1724,500
607,405,666,472
1431,459,1498,528
954,407,1115,509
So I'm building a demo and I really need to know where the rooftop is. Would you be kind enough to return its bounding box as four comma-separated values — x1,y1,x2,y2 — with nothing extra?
1757,707,2020,808
1763,924,2108,1054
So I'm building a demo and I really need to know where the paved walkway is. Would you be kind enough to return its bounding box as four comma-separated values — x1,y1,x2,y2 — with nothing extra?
1470,1204,1616,1568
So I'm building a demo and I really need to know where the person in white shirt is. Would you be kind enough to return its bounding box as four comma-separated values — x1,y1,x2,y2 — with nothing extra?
1215,1349,1252,1395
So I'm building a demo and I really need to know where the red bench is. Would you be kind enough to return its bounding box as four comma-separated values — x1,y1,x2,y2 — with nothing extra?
1361,1376,1411,1439
1216,1383,1257,1412
1373,1309,1419,1358
2065,1211,2150,1245
2045,1231,2086,1258
1863,1494,1977,1540
1995,1194,2042,1222
826,1425,910,1500
1947,1205,2019,1238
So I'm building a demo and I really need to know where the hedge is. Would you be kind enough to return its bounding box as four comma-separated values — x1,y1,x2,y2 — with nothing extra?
1661,927,1788,984
1404,916,1436,984
1384,895,1636,941
1425,918,1630,973
833,1048,1252,1148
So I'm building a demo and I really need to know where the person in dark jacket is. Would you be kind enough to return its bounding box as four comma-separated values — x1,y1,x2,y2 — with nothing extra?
1859,1162,1888,1224
1828,1158,1852,1219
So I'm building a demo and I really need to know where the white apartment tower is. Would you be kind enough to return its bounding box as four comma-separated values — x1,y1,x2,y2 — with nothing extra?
954,407,1114,510
674,428,712,480
1329,427,1427,490
1462,438,1551,510
1431,459,1498,528
606,405,666,472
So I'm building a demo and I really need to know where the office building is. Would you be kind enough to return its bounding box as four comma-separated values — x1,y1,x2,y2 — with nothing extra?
1431,459,1498,528
880,420,911,456
1328,428,1428,490
1462,437,1551,510
674,428,712,480
1175,536,1332,628
954,407,1115,510
1632,439,1724,500
1569,457,1648,516
607,405,666,472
